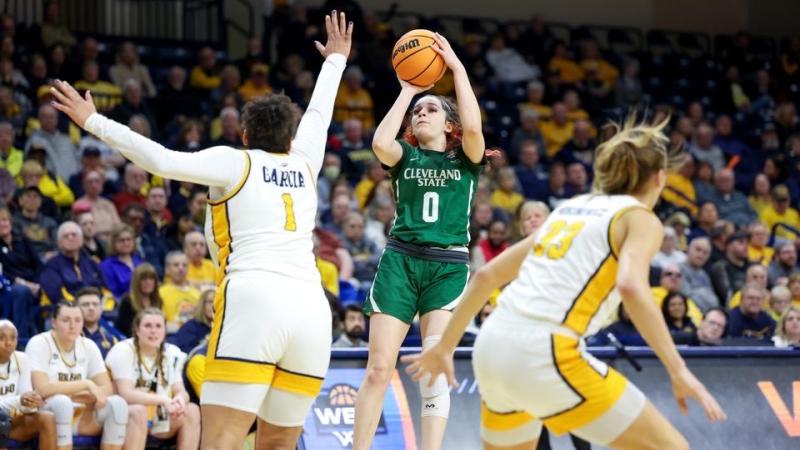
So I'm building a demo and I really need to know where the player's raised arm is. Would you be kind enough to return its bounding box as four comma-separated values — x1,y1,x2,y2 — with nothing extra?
431,33,484,164
291,10,353,175
49,80,244,188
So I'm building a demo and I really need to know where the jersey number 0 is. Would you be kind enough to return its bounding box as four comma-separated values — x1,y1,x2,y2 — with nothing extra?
533,220,585,259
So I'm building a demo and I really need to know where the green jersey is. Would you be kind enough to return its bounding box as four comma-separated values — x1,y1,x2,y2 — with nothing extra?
387,140,482,247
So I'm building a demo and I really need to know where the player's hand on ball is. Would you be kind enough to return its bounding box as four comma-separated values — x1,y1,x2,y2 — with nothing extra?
401,344,457,388
431,32,463,71
670,366,726,422
314,10,353,59
49,79,97,128
398,76,433,95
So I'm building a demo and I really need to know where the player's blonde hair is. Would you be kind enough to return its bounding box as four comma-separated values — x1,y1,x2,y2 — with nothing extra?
592,114,682,195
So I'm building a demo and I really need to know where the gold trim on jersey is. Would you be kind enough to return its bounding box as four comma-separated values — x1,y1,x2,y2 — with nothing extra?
207,151,252,206
305,162,317,192
0,353,20,380
481,403,536,432
561,253,617,336
541,334,627,435
205,279,276,385
272,367,324,397
607,205,650,259
49,332,80,368
210,202,232,286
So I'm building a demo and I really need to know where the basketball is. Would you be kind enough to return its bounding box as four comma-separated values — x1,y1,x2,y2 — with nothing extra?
391,29,446,87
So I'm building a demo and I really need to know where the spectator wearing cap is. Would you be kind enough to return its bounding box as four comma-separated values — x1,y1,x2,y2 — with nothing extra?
40,221,109,306
109,41,157,97
68,145,119,198
747,222,774,265
759,184,800,242
238,63,272,102
727,283,776,340
706,168,756,228
710,230,750,304
728,263,768,310
24,104,79,180
509,109,547,164
17,158,70,214
76,169,120,242
334,66,375,131
75,210,106,263
0,122,22,177
679,237,719,312
11,185,57,259
74,60,123,113
767,242,797,287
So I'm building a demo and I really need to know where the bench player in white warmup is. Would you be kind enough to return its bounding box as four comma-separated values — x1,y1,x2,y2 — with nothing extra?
49,10,352,450
404,116,726,450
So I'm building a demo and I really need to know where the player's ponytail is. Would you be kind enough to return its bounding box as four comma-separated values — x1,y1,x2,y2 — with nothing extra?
592,114,681,195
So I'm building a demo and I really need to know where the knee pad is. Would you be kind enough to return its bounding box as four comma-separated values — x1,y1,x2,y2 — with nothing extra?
95,395,128,446
43,394,73,447
419,335,450,419
0,409,11,448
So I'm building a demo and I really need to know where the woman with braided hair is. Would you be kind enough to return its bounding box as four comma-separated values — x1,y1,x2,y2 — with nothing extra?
105,308,198,450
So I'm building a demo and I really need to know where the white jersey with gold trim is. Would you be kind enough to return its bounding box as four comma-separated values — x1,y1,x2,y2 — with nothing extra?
203,149,320,285
105,339,186,397
0,351,32,415
25,332,107,383
498,194,647,338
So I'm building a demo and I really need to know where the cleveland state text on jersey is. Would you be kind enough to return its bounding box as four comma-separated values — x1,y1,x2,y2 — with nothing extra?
402,168,463,187
263,165,307,188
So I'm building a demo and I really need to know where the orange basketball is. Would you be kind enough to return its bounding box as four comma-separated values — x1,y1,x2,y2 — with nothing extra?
391,29,446,87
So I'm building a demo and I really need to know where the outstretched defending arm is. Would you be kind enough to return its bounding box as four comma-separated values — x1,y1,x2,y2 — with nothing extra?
291,10,353,175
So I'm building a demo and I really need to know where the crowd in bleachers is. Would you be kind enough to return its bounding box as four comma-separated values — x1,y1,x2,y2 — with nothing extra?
0,0,799,386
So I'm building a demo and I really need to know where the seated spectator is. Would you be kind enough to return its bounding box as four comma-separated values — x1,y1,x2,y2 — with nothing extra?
164,213,197,253
789,273,800,307
653,226,687,270
767,285,792,322
105,308,200,443
184,231,215,288
314,227,355,280
117,263,162,336
74,61,123,113
110,80,157,136
651,263,703,325
313,233,340,297
113,163,148,215
461,302,496,347
710,230,749,303
689,307,728,346
728,263,768,309
334,66,374,131
159,251,200,333
341,212,380,287
77,287,122,357
40,1,76,49
508,110,548,165
760,184,800,242
189,46,222,95
661,154,698,218
614,59,643,109
519,80,552,122
689,124,725,172
547,41,583,88
170,286,214,353
771,306,800,348
540,103,574,158
472,219,510,271
12,186,57,259
69,145,121,197
0,121,22,177
76,210,106,263
679,237,718,312
579,40,618,87
144,186,172,237
322,193,354,237
353,158,387,210
156,66,201,129
485,33,540,84
562,90,590,122
513,140,548,200
544,161,570,210
18,157,72,212
77,169,120,242
100,223,142,300
491,167,524,215
364,196,393,251
332,304,367,348
713,115,748,161
767,242,797,287
706,168,756,228
557,119,594,170
39,221,108,304
748,174,772,217
565,161,589,195
727,283,776,340
333,119,373,184
600,304,645,346
747,222,774,265
662,292,698,342
174,119,204,153
512,201,549,243
208,107,242,148
109,41,157,97
237,63,272,102
209,65,242,111
0,205,41,338
664,212,691,252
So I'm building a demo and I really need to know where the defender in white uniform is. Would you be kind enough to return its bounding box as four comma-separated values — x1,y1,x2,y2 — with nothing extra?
49,10,353,449
404,117,726,450
0,320,56,450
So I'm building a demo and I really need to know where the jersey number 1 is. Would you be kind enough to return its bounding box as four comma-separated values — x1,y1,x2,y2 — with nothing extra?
282,193,297,231
534,220,585,259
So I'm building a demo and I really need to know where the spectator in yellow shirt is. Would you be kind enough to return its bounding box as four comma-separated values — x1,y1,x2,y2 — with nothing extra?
18,158,74,209
75,61,123,113
184,231,216,288
189,47,221,92
159,251,201,333
334,66,375,131
660,154,698,217
353,158,387,210
0,122,23,177
490,167,524,215
519,80,552,122
652,264,703,325
580,40,619,87
747,222,774,265
563,90,590,122
314,234,339,297
237,63,273,102
767,285,792,322
728,264,768,309
749,174,772,217
540,102,574,158
759,184,800,241
547,41,583,86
